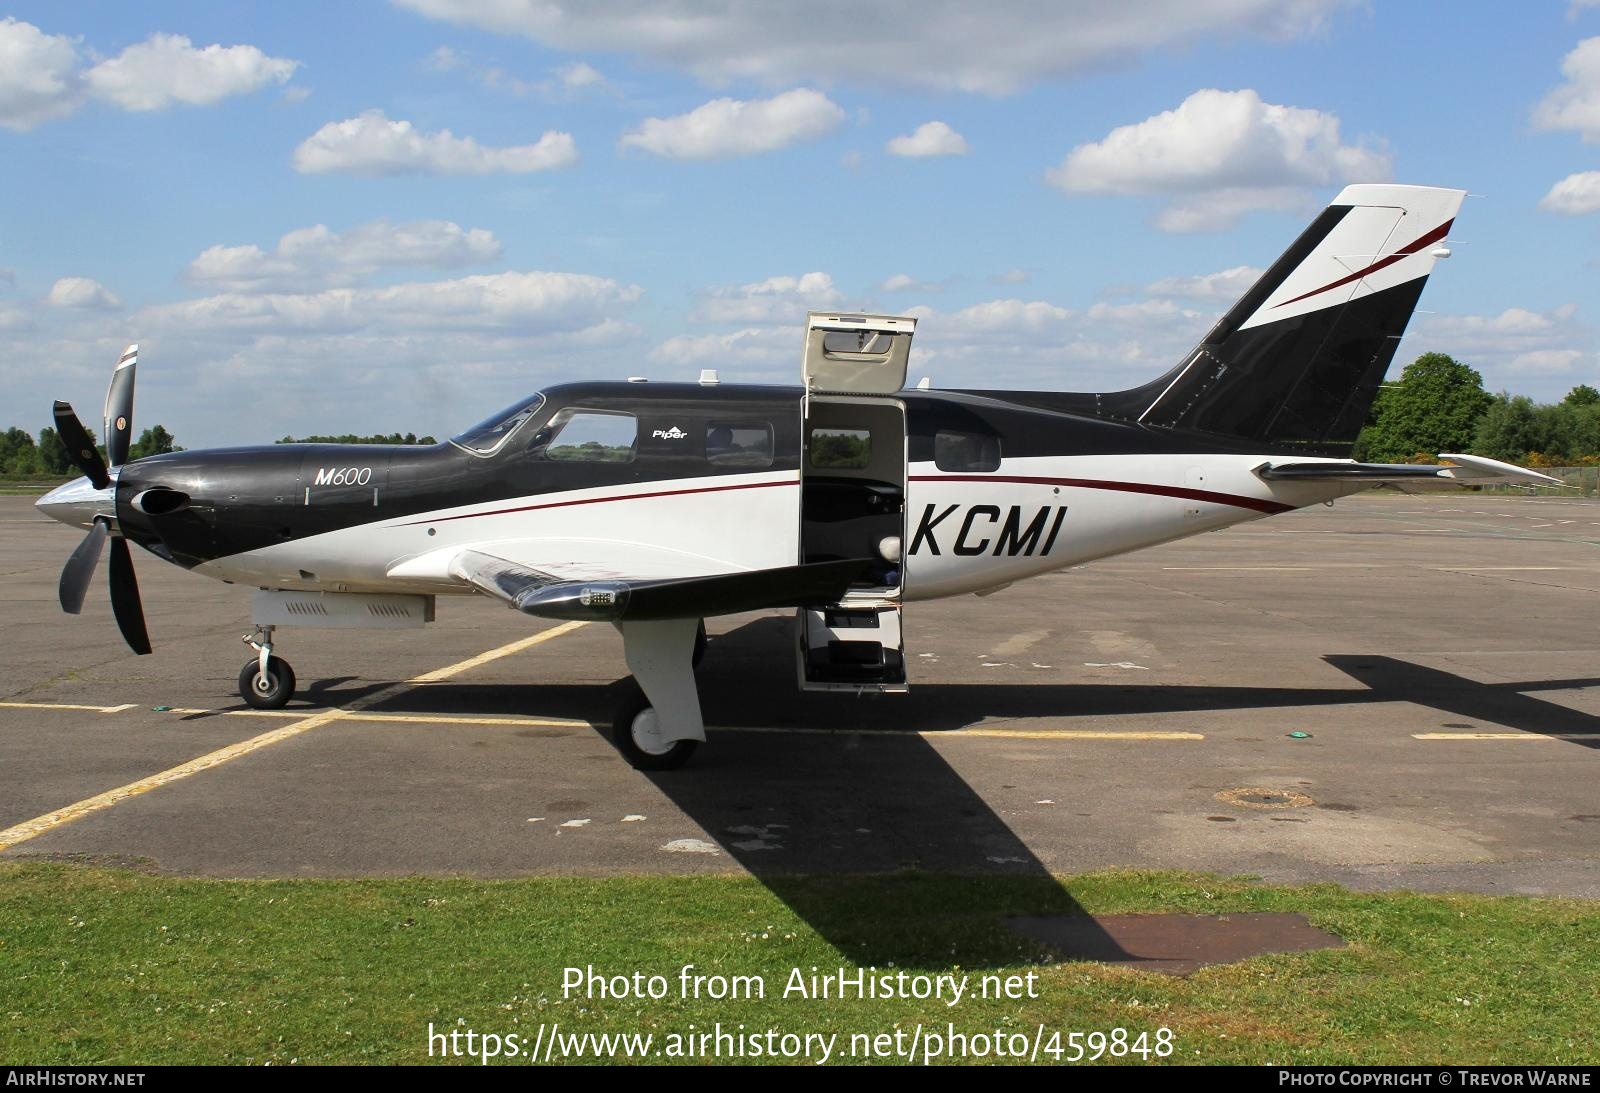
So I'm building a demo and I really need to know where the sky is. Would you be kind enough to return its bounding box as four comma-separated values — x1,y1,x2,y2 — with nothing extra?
2,1,1598,450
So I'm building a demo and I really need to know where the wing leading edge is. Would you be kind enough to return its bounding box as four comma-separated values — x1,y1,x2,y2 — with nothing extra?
449,550,873,621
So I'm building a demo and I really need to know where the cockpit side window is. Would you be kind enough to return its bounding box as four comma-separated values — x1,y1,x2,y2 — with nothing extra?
541,409,637,463
450,394,545,457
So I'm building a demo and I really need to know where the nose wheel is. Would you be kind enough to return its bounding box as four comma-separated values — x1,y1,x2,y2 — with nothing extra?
239,626,296,709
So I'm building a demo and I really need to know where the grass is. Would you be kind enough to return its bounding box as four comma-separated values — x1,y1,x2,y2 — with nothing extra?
1,863,1595,1065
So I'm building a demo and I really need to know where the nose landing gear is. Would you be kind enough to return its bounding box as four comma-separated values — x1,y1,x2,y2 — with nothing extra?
239,625,296,709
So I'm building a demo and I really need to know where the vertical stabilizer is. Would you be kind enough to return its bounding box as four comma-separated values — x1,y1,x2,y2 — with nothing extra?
1123,184,1465,454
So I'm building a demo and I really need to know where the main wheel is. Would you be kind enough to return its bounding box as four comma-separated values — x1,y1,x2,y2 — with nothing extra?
239,656,296,710
613,688,698,770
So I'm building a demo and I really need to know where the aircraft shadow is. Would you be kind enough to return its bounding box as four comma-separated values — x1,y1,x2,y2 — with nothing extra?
693,618,1600,749
355,619,1599,966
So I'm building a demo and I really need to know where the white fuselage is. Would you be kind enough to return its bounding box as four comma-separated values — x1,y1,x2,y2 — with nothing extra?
190,453,1352,604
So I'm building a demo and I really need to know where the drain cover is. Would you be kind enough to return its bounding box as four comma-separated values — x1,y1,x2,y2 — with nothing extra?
1215,787,1315,810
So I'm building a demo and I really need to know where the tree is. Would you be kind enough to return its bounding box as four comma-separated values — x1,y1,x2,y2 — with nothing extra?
0,427,35,474
37,427,73,475
128,425,179,460
1472,394,1545,463
1354,352,1492,463
1563,384,1600,408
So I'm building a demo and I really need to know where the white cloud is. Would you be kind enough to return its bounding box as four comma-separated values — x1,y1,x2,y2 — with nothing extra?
990,268,1031,285
897,294,1212,390
293,110,578,175
941,298,1076,333
0,18,82,130
1533,37,1600,140
1145,265,1265,300
620,88,844,160
1047,88,1390,231
1507,349,1584,375
425,45,465,72
425,46,611,99
556,62,607,92
140,270,640,334
880,273,946,294
886,120,969,157
1152,187,1311,233
186,220,503,292
0,19,299,129
649,328,793,376
84,33,297,111
1540,170,1600,215
646,293,1190,391
692,271,845,323
394,0,1350,95
1411,305,1593,393
47,277,121,310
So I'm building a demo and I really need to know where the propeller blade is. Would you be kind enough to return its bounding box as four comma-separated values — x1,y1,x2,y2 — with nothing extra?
104,343,138,468
108,535,152,655
52,401,110,489
59,520,108,614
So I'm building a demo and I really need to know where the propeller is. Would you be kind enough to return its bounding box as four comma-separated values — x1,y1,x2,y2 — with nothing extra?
50,344,153,655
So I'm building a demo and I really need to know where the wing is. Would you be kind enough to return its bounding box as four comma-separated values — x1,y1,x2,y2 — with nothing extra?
448,551,873,621
1257,453,1562,490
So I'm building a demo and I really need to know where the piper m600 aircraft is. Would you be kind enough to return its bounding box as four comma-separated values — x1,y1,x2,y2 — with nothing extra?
38,184,1558,768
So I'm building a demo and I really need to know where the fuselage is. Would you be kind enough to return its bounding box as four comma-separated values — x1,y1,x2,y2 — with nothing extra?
42,381,1353,608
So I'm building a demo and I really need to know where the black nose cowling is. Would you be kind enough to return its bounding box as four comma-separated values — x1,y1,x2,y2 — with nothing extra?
112,461,184,566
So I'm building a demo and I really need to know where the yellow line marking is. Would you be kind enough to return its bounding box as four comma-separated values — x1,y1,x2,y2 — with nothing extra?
341,712,589,728
0,701,139,714
1434,566,1566,572
1413,732,1593,741
1162,566,1312,572
408,621,584,683
948,728,1202,741
0,621,585,852
717,725,1202,741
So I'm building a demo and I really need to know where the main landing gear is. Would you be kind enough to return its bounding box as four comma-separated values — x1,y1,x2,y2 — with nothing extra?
613,684,699,771
239,624,296,709
611,618,707,771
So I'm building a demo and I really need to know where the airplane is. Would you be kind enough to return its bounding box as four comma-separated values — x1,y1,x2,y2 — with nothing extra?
36,183,1560,769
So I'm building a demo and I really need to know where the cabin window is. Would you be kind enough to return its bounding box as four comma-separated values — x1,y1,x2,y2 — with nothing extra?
543,410,637,463
706,423,774,468
934,429,1001,473
809,427,871,470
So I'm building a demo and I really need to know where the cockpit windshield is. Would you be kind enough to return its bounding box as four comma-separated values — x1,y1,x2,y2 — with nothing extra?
449,393,545,456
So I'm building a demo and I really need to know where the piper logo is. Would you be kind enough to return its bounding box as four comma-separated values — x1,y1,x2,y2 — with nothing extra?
651,427,688,440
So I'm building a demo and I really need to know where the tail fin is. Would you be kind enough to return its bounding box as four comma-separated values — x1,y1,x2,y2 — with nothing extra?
1120,184,1465,454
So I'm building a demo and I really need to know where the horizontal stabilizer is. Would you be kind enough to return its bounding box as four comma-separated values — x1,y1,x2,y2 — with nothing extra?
1258,453,1563,489
450,551,872,621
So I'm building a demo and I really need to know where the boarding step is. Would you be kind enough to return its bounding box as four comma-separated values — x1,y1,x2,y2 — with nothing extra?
796,603,907,693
